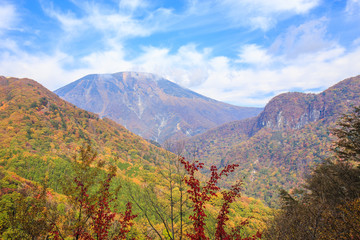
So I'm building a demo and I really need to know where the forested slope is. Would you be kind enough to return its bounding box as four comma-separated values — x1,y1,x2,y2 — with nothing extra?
184,75,360,206
0,76,272,239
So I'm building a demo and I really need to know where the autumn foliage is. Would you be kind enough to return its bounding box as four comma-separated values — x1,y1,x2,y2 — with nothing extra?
51,173,136,240
49,145,137,240
265,106,360,239
0,77,269,239
180,157,261,240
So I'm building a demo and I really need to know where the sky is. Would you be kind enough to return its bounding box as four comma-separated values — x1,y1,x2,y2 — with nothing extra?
0,0,360,107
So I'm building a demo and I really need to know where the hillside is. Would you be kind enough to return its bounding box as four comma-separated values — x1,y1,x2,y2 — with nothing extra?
183,75,360,206
0,76,272,238
54,72,262,143
0,75,170,187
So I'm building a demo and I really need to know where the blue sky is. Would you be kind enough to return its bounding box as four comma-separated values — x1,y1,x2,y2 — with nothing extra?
1,0,360,107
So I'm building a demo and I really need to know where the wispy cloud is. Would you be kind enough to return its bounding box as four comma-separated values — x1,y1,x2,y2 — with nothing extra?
41,0,173,41
190,45,359,106
0,2,17,33
0,0,359,107
346,0,360,16
0,45,81,90
237,44,272,66
269,18,337,58
217,0,321,30
133,44,211,87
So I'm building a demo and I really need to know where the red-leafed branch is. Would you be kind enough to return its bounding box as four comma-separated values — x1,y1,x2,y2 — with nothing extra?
49,145,137,240
75,173,137,240
180,157,244,240
215,182,242,239
180,157,261,240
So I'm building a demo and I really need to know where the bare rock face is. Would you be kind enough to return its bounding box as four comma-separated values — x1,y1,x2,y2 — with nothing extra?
253,75,360,133
55,72,262,143
255,92,320,131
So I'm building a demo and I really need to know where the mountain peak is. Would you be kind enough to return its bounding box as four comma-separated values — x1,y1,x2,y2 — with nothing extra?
82,72,165,82
55,72,262,143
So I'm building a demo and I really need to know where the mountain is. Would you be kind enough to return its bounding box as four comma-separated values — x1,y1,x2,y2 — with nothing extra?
252,76,360,132
54,72,262,143
0,76,272,237
0,75,171,187
183,75,360,206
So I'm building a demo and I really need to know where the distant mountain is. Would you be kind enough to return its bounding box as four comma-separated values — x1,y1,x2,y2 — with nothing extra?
55,72,262,143
183,75,360,206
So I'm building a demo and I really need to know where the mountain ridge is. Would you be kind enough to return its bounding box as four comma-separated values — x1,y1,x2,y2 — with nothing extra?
182,75,360,206
55,72,262,143
252,75,360,133
0,75,169,174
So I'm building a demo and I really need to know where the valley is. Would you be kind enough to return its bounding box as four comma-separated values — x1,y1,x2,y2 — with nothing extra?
1,1,359,238
0,76,270,239
1,73,360,239
183,75,360,206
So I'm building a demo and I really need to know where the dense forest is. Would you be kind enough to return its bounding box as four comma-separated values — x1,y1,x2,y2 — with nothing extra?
183,76,360,207
264,106,360,239
0,77,359,239
0,77,270,239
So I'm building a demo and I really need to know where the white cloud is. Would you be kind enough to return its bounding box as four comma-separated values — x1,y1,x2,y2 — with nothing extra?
80,44,133,73
112,30,359,107
353,37,360,46
237,44,272,66
119,0,148,12
0,38,20,53
248,0,319,13
1,1,360,108
0,48,81,90
133,44,211,87
269,18,339,60
41,0,172,41
40,1,84,36
0,40,133,90
190,48,360,106
218,0,320,30
0,2,17,33
346,0,360,16
2,30,359,107
179,0,319,31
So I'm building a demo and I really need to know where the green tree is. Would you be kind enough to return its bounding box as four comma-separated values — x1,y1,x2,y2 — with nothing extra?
126,148,190,240
0,169,53,239
51,144,137,239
